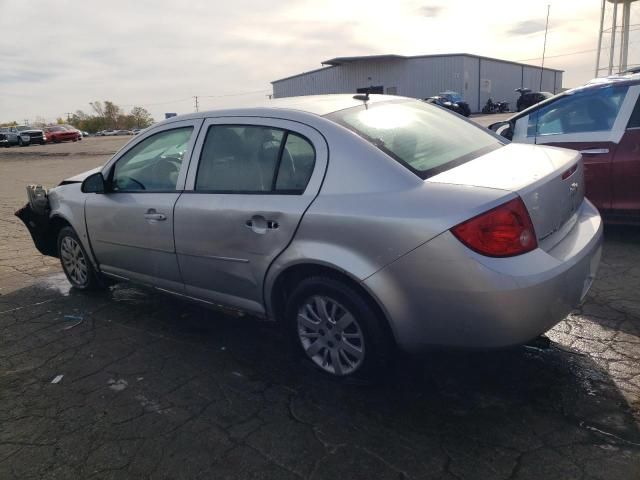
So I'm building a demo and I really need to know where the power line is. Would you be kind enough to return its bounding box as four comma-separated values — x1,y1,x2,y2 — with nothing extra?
116,89,272,109
118,97,193,108
199,89,271,98
516,38,640,63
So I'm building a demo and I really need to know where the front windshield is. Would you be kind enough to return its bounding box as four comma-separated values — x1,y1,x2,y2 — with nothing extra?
326,100,501,178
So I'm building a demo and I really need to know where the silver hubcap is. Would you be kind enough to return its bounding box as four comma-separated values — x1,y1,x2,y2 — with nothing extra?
297,295,365,376
60,236,88,286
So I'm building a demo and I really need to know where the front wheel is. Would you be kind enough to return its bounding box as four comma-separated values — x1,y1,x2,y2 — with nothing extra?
285,276,393,379
57,227,104,290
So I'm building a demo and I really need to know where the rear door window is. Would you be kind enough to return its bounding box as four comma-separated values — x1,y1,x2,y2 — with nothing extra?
627,94,640,128
195,125,315,194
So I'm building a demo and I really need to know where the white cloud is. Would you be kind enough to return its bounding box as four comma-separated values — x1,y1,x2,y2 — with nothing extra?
0,0,623,123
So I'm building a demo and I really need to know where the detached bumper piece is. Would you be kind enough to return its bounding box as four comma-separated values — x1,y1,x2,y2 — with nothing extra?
15,185,55,257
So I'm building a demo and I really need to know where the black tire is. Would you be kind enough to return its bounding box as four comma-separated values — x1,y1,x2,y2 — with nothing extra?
57,226,104,290
18,138,24,146
285,276,394,380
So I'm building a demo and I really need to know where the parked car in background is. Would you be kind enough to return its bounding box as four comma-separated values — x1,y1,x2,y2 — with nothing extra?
424,91,471,117
132,128,142,135
491,73,640,224
44,126,81,143
0,127,30,147
15,125,46,145
61,125,83,140
115,129,132,135
515,88,554,112
16,94,602,379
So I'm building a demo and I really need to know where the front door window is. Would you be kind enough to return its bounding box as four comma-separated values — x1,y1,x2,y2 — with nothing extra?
111,127,193,192
526,85,628,137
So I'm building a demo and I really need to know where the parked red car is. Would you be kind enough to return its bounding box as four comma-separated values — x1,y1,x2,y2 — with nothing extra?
44,126,81,143
490,72,640,224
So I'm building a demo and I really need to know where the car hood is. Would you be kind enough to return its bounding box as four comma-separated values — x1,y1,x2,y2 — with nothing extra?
20,129,44,134
60,167,102,185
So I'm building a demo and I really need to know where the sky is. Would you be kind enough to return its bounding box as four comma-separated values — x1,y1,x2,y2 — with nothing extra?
0,0,636,124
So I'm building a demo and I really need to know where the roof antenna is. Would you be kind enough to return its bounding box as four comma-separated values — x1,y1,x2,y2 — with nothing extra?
353,87,370,103
535,4,551,145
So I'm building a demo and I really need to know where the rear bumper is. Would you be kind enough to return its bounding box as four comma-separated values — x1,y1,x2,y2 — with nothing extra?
364,199,603,352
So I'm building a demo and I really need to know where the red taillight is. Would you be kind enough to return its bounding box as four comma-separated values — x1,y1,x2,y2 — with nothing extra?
451,197,537,257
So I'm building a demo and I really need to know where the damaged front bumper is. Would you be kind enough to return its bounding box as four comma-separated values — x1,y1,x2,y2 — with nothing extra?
15,185,56,257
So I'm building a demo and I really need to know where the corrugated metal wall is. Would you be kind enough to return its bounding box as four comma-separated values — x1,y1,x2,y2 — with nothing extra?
522,66,561,94
400,56,465,99
272,57,464,99
272,55,563,113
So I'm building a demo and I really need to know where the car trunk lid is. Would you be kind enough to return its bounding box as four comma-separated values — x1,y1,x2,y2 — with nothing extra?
427,143,584,251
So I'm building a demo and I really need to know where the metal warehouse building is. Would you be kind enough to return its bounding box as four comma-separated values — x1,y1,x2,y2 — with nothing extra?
272,54,563,113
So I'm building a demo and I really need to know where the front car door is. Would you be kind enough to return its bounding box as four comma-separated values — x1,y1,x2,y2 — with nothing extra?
85,120,202,291
174,117,327,315
512,83,636,212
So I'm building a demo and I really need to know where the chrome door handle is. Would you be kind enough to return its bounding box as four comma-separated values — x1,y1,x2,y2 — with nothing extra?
579,148,609,155
144,209,167,221
245,216,279,233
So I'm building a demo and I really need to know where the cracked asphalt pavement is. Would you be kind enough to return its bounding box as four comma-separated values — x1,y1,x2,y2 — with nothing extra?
1,136,640,479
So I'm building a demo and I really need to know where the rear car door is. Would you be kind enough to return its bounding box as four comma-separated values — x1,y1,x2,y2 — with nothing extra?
611,88,640,214
85,120,202,291
512,84,631,211
174,117,327,314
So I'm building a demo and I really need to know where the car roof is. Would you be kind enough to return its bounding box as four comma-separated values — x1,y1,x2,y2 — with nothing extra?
156,94,407,127
586,71,640,88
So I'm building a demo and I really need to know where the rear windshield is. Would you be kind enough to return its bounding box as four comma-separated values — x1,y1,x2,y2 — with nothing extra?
326,100,502,179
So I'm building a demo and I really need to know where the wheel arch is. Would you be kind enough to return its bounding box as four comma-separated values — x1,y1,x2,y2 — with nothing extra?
46,215,74,257
267,261,398,348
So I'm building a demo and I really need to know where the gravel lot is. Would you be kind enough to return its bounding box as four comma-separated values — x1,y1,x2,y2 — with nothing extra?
1,131,639,479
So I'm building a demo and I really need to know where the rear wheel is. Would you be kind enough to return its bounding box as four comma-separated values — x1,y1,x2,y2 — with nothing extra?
285,276,393,379
57,227,104,290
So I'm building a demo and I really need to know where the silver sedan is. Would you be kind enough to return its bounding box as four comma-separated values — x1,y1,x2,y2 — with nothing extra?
17,94,603,378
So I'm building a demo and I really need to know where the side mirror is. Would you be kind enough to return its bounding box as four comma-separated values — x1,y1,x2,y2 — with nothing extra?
488,121,513,140
81,172,106,193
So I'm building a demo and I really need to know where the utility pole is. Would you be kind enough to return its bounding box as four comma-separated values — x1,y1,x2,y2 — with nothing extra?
23,119,29,126
64,112,72,123
539,4,551,92
193,96,199,112
595,0,606,76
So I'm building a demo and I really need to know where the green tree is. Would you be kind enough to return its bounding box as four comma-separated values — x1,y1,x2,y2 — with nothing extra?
130,106,154,128
67,100,155,133
103,101,121,129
